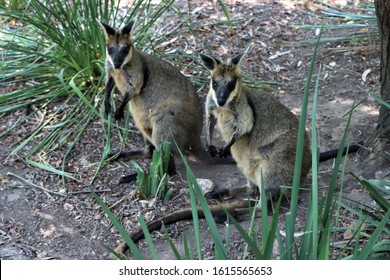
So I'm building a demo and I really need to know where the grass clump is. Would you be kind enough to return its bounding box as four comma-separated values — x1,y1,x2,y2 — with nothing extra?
131,140,173,201
288,1,378,46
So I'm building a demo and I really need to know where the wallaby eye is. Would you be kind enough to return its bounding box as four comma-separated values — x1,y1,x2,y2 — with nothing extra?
211,80,218,90
227,79,237,92
107,45,115,55
119,45,131,57
122,45,130,54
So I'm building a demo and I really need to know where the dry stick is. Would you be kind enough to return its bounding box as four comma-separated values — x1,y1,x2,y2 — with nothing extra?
358,143,390,164
67,189,111,195
110,199,259,259
108,189,138,210
7,172,110,196
8,172,67,197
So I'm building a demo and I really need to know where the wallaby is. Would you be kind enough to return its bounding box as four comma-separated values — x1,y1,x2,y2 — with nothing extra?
200,52,363,202
99,20,220,183
200,52,312,201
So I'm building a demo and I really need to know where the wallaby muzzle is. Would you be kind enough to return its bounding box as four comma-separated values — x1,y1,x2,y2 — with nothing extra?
113,61,123,69
216,89,230,107
112,54,125,69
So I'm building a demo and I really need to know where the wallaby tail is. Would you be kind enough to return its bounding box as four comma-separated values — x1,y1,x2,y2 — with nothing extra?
319,141,363,162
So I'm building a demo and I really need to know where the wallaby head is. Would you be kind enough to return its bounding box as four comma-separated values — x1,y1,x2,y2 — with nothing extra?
200,53,245,107
99,20,135,69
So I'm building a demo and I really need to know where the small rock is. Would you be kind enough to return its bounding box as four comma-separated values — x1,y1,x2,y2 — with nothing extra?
196,178,215,195
37,250,48,259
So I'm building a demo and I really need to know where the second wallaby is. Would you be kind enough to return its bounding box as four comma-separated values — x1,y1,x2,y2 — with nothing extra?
100,20,210,182
200,52,312,201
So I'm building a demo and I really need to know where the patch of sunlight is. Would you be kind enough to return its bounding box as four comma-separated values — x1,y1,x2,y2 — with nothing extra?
36,211,54,221
40,224,56,238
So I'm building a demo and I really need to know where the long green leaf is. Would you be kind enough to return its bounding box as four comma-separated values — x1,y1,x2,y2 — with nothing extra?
352,174,390,211
183,155,202,260
227,211,263,259
181,152,226,260
262,195,283,259
162,224,182,260
321,100,355,225
138,214,159,260
192,181,227,259
356,209,390,259
91,190,145,260
286,26,323,260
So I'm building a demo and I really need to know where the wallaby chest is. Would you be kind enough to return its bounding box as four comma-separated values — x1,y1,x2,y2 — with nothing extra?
212,106,237,143
110,69,128,94
211,98,253,145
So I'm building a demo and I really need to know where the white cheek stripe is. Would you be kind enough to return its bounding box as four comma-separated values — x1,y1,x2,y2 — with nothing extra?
106,50,115,68
106,45,133,69
226,86,238,105
209,82,219,108
121,46,133,68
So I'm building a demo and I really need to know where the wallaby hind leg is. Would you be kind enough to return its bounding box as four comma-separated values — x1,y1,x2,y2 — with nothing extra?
205,181,262,224
119,153,175,184
149,112,198,176
107,140,154,184
206,179,258,201
111,135,176,184
107,140,154,161
206,178,284,211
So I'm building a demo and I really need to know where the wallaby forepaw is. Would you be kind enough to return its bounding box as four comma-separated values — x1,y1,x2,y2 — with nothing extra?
205,188,230,200
114,109,125,121
219,146,231,158
207,145,231,158
207,145,219,157
118,174,137,184
104,102,112,117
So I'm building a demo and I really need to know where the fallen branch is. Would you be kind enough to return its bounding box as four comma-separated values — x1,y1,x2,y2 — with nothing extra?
110,199,259,259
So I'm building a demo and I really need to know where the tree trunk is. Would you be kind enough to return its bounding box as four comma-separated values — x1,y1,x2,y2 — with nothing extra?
362,0,390,176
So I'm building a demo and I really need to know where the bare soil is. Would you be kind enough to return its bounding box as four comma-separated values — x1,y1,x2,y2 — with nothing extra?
1,0,388,260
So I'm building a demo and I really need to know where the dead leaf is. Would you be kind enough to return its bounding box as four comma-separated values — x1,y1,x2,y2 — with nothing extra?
362,68,372,82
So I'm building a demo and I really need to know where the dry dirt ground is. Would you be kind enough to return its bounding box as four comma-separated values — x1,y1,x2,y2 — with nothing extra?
0,0,388,260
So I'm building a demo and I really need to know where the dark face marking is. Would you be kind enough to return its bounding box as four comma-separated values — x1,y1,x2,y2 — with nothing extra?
212,78,237,107
107,43,131,69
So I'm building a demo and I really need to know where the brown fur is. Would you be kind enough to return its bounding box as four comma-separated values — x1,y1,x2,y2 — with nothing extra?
201,52,312,200
100,21,210,179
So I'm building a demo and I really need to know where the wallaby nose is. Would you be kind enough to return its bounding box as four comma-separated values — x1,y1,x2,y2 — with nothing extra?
113,58,123,69
217,90,229,107
217,98,227,107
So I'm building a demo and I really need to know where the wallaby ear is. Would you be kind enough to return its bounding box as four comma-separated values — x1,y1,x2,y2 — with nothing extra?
230,52,245,67
98,21,116,39
200,53,220,71
121,20,135,37
231,45,252,68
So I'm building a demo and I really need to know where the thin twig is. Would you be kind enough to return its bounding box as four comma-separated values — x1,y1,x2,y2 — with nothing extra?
108,188,140,210
7,172,67,197
8,172,111,196
357,143,390,163
67,189,111,195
